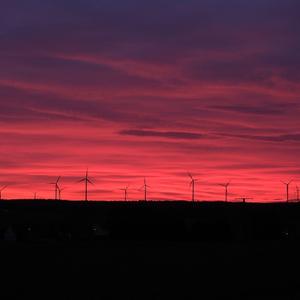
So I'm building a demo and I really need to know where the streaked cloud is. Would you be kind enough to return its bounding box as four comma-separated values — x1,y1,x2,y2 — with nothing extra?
119,130,204,140
0,0,299,201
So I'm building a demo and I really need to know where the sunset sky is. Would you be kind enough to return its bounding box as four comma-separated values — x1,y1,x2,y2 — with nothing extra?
1,0,300,201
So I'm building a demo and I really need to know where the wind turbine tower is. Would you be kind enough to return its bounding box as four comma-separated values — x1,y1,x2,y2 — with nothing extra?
281,180,293,202
78,169,94,201
188,173,198,202
51,176,61,200
120,186,129,201
236,197,253,203
58,187,66,201
219,181,231,202
140,178,150,201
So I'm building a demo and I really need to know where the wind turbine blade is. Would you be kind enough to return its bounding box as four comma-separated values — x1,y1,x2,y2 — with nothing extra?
187,172,193,179
77,179,85,183
87,179,94,185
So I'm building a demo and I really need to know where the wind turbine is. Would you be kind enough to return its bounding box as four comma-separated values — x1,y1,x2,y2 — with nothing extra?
78,169,94,201
219,181,231,202
120,185,129,201
296,185,299,202
281,180,293,202
188,173,198,202
50,176,61,200
236,197,252,203
140,178,150,201
0,185,8,200
58,186,66,201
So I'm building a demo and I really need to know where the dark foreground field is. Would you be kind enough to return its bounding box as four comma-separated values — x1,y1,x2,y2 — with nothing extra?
1,200,300,299
2,239,300,300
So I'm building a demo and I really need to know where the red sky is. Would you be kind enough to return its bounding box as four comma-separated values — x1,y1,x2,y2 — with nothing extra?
0,0,300,201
